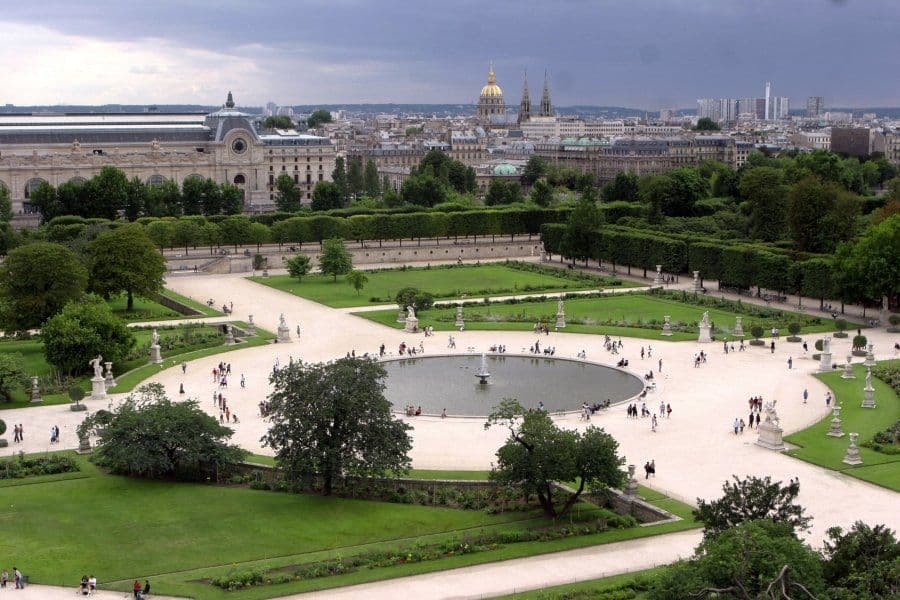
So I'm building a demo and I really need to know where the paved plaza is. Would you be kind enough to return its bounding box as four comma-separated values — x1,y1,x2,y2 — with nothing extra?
3,268,898,599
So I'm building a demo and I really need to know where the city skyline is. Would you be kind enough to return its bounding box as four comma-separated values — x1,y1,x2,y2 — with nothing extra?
0,0,898,108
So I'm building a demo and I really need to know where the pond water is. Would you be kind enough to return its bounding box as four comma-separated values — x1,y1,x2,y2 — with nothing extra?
382,354,644,417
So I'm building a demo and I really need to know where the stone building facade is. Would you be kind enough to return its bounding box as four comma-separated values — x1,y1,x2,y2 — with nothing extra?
0,93,334,216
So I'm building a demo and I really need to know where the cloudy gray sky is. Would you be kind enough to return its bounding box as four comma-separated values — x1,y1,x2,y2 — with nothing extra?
1,0,897,108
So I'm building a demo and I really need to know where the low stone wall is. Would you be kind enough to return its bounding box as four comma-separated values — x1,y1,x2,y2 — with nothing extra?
167,239,542,272
153,292,203,316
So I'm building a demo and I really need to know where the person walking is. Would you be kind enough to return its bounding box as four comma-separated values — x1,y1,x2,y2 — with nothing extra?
658,358,662,372
803,388,808,404
14,567,23,589
651,414,658,432
787,356,793,369
181,362,187,374
240,374,246,389
733,418,740,434
770,340,775,353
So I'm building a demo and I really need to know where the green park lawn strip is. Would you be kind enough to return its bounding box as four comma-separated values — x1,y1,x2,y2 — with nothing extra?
0,323,272,408
356,293,842,342
107,290,223,322
784,361,900,492
490,566,665,599
5,454,697,600
250,264,639,309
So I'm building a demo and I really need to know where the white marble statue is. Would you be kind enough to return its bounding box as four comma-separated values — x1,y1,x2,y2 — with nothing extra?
865,368,872,389
151,328,160,346
89,355,104,379
700,311,710,327
557,299,565,314
279,313,287,329
407,305,416,320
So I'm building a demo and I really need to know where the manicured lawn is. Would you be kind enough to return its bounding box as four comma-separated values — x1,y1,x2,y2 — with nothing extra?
107,289,223,322
785,361,900,491
0,323,272,408
250,264,638,308
356,293,843,342
4,455,698,600
492,567,664,599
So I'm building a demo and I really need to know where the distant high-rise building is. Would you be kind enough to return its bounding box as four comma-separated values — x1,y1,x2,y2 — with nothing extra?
806,96,825,117
539,70,553,117
265,101,277,117
517,71,531,125
831,127,873,158
764,81,771,120
772,97,790,120
659,108,675,122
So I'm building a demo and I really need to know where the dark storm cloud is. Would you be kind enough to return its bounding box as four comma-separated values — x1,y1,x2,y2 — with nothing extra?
2,0,898,107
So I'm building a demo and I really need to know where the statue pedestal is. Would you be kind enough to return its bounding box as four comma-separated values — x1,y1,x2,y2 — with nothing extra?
733,317,745,338
277,325,291,343
404,317,419,333
862,385,876,408
555,313,566,329
225,331,235,345
29,378,42,404
90,376,106,401
624,465,638,498
77,436,92,454
246,323,256,335
841,359,855,379
149,345,163,364
864,345,876,367
843,434,863,465
756,421,785,451
826,409,844,437
396,311,407,323
692,271,701,293
661,323,673,336
698,324,712,343
818,352,832,372
652,265,663,286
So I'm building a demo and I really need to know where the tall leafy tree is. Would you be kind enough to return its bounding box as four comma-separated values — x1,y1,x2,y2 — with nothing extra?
401,174,447,207
306,109,332,129
347,158,364,198
0,353,28,403
318,237,352,281
822,521,900,598
79,383,244,480
263,357,412,496
123,176,147,221
833,215,900,307
0,185,12,223
788,176,859,252
311,181,344,211
560,191,603,264
523,155,548,185
87,166,129,219
42,294,135,376
363,159,381,197
739,166,788,241
0,242,88,330
694,475,811,539
486,399,624,519
218,216,252,251
286,254,311,281
530,178,554,207
263,115,293,129
601,172,638,202
145,179,182,216
88,224,166,311
331,157,348,202
346,270,368,296
275,173,302,212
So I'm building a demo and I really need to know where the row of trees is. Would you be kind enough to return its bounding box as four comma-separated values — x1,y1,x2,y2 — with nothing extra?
543,213,900,308
28,166,244,222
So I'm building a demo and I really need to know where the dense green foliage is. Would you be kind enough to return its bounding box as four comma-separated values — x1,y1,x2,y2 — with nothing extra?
0,352,28,402
0,242,88,330
79,384,244,479
285,254,312,281
263,115,294,129
694,475,811,538
263,357,412,495
41,295,136,376
318,237,353,281
486,399,624,519
88,224,166,311
306,109,333,128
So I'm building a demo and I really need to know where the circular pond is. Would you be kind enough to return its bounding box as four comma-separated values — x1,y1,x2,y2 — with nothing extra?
382,354,644,417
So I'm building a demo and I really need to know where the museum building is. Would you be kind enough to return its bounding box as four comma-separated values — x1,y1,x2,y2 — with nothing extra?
0,92,335,216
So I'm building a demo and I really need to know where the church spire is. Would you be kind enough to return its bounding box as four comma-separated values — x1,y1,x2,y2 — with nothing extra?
539,70,553,117
225,91,235,109
517,70,532,125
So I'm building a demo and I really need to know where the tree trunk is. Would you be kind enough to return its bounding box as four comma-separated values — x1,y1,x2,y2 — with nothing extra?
127,290,134,311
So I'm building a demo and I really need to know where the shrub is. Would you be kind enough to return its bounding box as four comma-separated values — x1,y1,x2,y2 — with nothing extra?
815,339,824,352
852,335,867,351
395,287,435,312
835,318,848,332
750,325,763,339
788,322,801,336
890,314,900,326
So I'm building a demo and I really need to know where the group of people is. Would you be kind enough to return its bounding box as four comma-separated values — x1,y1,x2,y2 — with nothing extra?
422,326,436,337
77,574,97,595
405,405,423,416
214,391,238,424
604,337,624,354
627,401,671,420
616,358,629,367
212,361,232,387
1,567,24,589
735,396,773,433
49,425,61,444
397,341,425,356
488,344,507,353
579,399,611,420
532,323,552,335
693,351,708,367
11,424,25,443
643,460,657,479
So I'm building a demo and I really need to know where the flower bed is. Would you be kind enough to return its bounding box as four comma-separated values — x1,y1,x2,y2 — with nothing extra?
0,454,79,479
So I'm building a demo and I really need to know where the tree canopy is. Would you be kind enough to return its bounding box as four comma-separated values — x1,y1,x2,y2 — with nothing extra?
694,117,721,131
79,383,244,480
263,115,294,129
486,398,624,519
42,294,135,376
0,241,88,331
0,353,27,403
275,173,302,212
306,109,333,129
318,237,352,281
694,475,811,538
263,357,412,495
88,224,166,311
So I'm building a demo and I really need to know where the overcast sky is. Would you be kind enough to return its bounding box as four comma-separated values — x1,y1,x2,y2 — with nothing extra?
1,0,897,108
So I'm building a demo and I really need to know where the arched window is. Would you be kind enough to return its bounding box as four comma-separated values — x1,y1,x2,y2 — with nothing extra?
68,176,87,185
24,178,47,199
147,174,166,186
184,173,203,183
233,174,246,185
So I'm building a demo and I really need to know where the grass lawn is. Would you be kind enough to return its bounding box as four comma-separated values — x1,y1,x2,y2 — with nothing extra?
250,263,639,308
107,289,223,322
4,454,697,600
784,361,900,492
0,323,272,408
492,566,665,599
356,293,843,342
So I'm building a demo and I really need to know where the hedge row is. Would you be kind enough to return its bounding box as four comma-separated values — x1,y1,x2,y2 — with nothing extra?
542,223,837,299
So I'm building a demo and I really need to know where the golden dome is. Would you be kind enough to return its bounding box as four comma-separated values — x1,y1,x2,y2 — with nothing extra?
480,63,503,98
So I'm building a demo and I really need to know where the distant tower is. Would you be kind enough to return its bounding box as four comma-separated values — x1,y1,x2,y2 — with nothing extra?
539,70,553,117
517,71,532,125
764,81,771,120
225,91,235,109
477,62,506,122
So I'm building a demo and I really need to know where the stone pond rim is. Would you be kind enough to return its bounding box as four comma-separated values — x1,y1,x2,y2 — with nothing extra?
381,353,645,417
